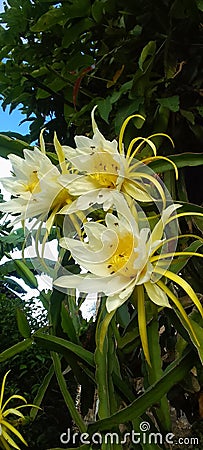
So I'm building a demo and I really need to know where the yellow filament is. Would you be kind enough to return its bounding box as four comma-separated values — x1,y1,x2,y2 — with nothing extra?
127,137,157,161
147,132,175,148
119,114,145,154
154,267,203,318
166,212,203,225
142,156,178,180
131,171,166,208
150,251,203,263
150,233,203,257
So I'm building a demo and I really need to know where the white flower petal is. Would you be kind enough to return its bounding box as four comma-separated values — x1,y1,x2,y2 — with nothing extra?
106,281,135,312
63,176,100,196
54,273,113,293
60,229,118,264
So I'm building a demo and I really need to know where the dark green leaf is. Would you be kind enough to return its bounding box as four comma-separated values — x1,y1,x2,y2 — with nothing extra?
139,41,156,72
16,308,31,339
92,0,105,22
12,259,38,289
30,9,66,32
97,97,112,123
178,202,203,214
34,333,94,367
88,348,196,433
0,134,32,158
180,109,195,125
63,0,91,19
62,18,94,49
157,96,179,112
196,0,203,12
170,0,197,18
61,302,79,343
51,352,86,432
30,364,55,420
149,153,203,173
197,106,203,116
0,339,33,362
1,258,38,289
170,240,203,274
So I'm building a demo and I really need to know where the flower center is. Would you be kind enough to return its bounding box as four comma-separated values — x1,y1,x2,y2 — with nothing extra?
89,152,119,188
106,233,135,274
51,187,72,211
25,171,41,193
90,172,118,188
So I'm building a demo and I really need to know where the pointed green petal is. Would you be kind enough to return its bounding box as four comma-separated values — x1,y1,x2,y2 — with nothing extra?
1,420,27,446
3,409,24,418
1,428,21,450
0,435,11,450
0,371,10,409
154,267,203,317
137,285,151,366
144,281,171,307
2,395,27,413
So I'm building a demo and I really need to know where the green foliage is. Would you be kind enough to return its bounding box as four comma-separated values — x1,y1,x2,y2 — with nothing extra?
0,0,202,157
88,347,197,434
0,1,203,448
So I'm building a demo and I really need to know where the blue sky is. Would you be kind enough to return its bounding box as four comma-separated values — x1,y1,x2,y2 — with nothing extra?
0,102,30,135
0,0,30,135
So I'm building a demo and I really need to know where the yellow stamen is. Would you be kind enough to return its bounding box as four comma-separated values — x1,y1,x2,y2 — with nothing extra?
51,188,72,211
89,151,119,188
106,233,134,274
89,172,118,188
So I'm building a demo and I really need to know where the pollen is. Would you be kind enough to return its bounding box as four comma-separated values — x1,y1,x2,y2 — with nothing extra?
90,172,117,188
